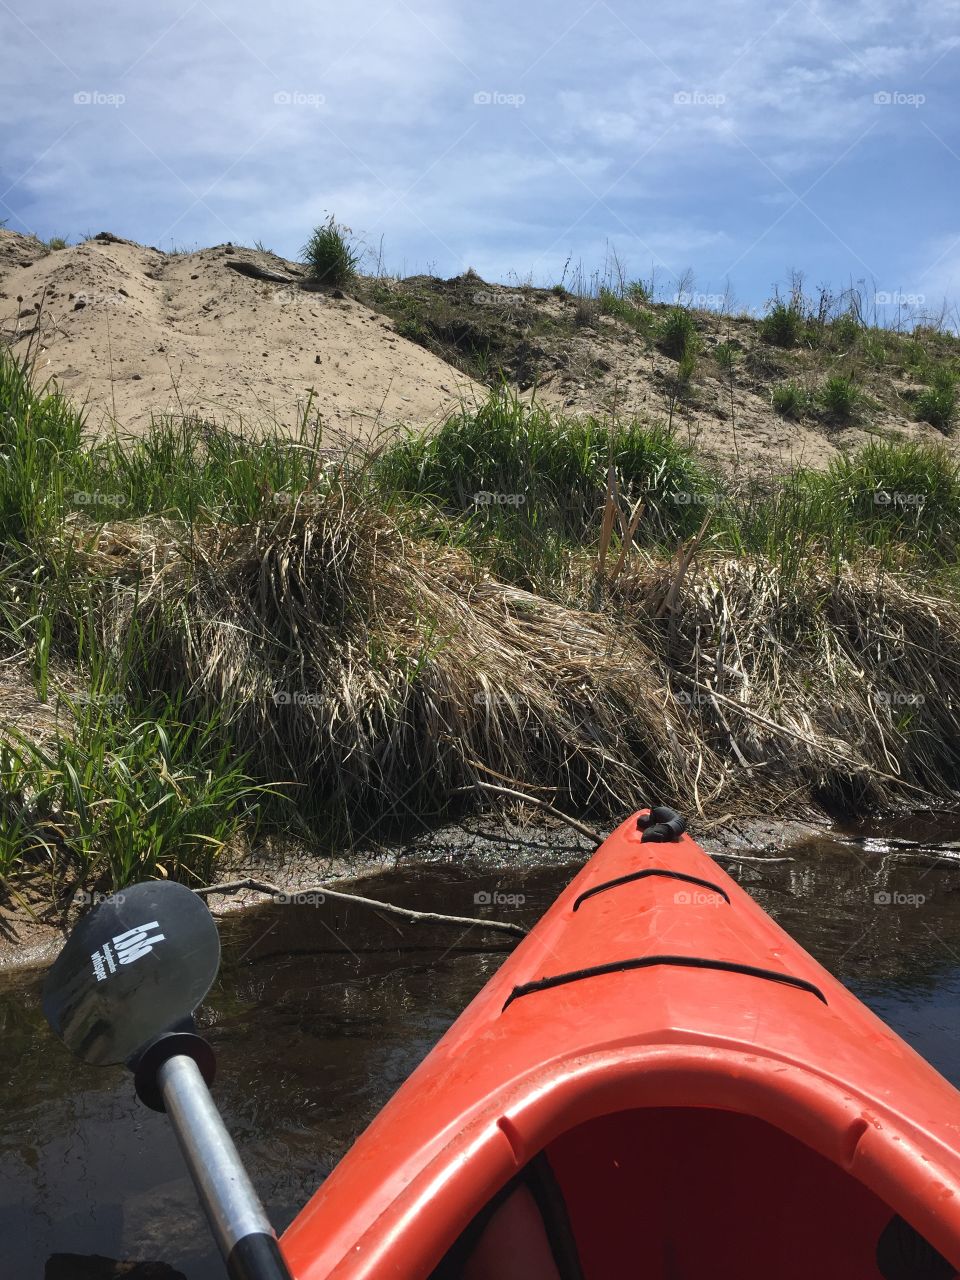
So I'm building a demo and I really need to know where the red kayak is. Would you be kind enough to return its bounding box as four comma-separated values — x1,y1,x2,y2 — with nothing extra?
282,809,960,1279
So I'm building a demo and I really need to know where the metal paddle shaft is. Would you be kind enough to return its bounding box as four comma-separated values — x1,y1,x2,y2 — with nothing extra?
158,1052,293,1280
43,881,294,1280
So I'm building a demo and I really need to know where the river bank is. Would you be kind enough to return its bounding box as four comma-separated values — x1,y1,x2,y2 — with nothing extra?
10,804,960,973
2,339,960,916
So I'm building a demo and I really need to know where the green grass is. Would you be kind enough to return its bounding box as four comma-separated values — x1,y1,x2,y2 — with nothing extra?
599,287,652,333
913,366,958,432
724,440,960,576
301,216,360,287
0,348,85,544
657,307,698,360
820,374,860,421
760,299,805,348
373,389,719,555
772,380,808,418
625,280,652,305
714,342,739,375
0,697,263,887
826,312,860,350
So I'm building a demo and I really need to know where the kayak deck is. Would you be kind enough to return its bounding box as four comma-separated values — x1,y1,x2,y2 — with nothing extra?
282,812,960,1279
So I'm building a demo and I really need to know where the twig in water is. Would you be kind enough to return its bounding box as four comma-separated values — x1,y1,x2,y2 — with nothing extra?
195,877,528,937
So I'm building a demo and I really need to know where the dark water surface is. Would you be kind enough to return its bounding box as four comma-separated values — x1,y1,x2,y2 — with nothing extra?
3,824,960,1277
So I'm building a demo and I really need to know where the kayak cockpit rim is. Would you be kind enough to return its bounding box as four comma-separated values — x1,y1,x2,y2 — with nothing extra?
283,1043,960,1279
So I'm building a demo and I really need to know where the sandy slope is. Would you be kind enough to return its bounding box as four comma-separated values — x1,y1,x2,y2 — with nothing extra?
0,231,484,443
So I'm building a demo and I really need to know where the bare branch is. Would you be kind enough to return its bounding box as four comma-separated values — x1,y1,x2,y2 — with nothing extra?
195,877,528,937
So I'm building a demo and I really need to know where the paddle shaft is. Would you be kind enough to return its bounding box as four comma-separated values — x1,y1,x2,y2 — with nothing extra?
158,1053,293,1280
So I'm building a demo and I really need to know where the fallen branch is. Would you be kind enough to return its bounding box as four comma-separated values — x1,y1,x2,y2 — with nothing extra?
711,853,795,864
454,781,604,844
195,877,528,937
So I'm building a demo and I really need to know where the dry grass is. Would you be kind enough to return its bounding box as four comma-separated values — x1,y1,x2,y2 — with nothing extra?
613,554,960,814
63,483,959,851
103,491,678,843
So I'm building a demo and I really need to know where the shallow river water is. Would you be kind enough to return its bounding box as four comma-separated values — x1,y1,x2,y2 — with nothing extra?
2,818,960,1277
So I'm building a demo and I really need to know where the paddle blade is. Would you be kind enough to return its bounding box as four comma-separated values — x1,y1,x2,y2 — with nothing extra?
43,881,221,1066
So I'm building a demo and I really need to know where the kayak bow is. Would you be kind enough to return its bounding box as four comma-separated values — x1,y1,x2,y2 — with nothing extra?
283,810,960,1280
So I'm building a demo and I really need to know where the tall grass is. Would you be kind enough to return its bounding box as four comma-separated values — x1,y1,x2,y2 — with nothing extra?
372,389,719,554
1,698,263,887
301,216,360,287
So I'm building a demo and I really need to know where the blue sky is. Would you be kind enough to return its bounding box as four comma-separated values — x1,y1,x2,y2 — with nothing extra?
2,0,959,316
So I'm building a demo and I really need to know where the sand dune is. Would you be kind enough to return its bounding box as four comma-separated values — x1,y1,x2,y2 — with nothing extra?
0,231,484,444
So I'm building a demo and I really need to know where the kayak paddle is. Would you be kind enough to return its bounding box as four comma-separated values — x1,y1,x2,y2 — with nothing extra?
42,880,293,1280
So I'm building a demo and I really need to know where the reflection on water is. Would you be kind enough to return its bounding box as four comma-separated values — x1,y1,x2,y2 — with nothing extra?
2,835,960,1277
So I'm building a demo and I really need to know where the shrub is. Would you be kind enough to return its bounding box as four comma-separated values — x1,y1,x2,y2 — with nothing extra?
820,375,859,421
772,380,807,418
915,384,957,432
760,300,804,348
574,296,600,328
598,287,649,332
301,216,360,286
626,279,651,304
828,312,860,349
658,307,698,360
714,342,739,375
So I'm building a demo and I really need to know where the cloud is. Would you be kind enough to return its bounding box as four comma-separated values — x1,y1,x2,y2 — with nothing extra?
1,0,957,308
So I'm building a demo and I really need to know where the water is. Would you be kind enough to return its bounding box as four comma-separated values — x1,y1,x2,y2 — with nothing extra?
2,830,960,1278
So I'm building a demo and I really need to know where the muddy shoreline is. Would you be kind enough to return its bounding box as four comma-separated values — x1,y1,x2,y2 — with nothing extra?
0,811,830,974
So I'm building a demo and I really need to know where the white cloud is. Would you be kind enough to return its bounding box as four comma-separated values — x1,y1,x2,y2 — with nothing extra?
1,0,956,304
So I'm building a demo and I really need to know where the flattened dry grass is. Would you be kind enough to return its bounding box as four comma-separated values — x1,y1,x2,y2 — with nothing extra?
613,556,960,814
117,493,677,843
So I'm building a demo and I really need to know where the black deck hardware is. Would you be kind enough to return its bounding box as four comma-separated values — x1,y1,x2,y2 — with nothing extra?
572,868,730,912
502,955,828,1011
637,805,688,843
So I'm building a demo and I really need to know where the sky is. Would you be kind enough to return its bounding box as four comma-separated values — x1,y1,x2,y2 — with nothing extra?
2,0,959,318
